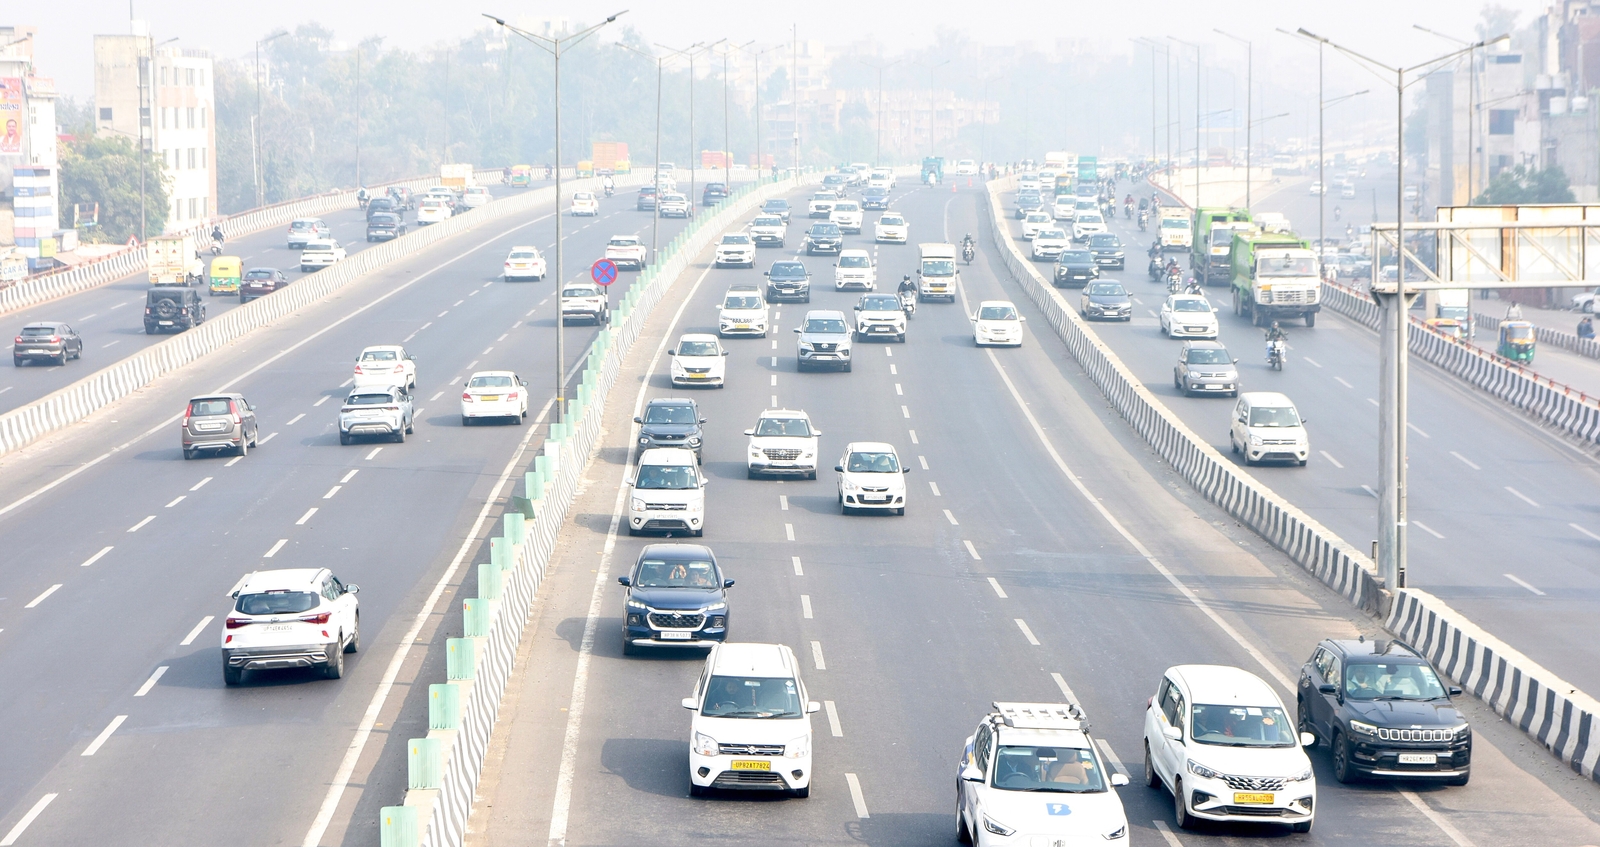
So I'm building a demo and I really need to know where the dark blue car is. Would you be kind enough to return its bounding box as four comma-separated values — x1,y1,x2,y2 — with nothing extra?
618,544,732,654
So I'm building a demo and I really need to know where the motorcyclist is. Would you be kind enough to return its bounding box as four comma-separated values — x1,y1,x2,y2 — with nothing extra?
1333,205,1342,221
602,174,615,195
356,186,369,209
1184,277,1202,295
1138,210,1149,231
1165,258,1181,278
1265,320,1288,352
898,274,918,296
211,225,224,246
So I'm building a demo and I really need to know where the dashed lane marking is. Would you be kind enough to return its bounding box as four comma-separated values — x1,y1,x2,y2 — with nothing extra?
365,447,383,461
24,584,62,608
313,396,331,407
1334,376,1353,388
180,616,213,646
287,413,306,425
134,666,168,697
296,508,318,525
127,515,155,533
845,773,869,818
341,469,359,483
944,509,959,525
1505,486,1541,508
825,700,844,737
810,641,827,670
0,794,58,847
801,595,813,618
1319,450,1343,468
988,578,1008,599
1450,451,1480,470
165,496,185,508
1413,521,1444,539
785,523,795,541
792,556,804,576
1014,619,1041,646
80,546,113,567
930,481,942,496
264,539,288,558
901,405,910,418
1504,574,1546,595
964,540,981,560
918,455,929,470
324,486,342,499
224,456,243,467
81,715,127,756
779,495,789,511
1361,485,1379,499
1573,523,1600,543
909,429,919,444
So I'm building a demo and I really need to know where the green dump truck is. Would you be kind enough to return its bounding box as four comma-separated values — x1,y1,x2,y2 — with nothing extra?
1230,230,1323,326
1191,207,1253,287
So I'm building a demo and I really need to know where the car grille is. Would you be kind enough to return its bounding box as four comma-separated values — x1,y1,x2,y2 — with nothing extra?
718,743,784,755
1221,805,1295,817
1262,438,1299,446
811,342,837,352
684,367,711,374
712,770,788,788
649,612,704,628
1222,775,1287,792
1264,288,1316,305
648,434,686,442
763,448,802,461
1376,727,1454,742
644,502,688,511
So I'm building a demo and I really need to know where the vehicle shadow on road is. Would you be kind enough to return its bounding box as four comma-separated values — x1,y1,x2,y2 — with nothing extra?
599,737,722,800
843,813,956,846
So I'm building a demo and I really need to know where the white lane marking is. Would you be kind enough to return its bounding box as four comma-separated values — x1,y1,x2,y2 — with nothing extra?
467,360,479,369
785,523,795,541
260,432,278,444
901,405,910,418
0,794,58,847
884,347,892,357
0,386,10,394
438,310,449,317
1505,486,1541,508
963,540,981,560
365,447,383,461
339,378,354,388
845,773,870,818
780,495,789,511
770,394,777,408
1152,819,1184,847
770,374,777,386
918,455,929,470
770,356,777,366
1367,397,1379,407
81,715,127,756
164,496,185,508
944,509,959,525
801,595,813,618
402,332,417,342
930,481,942,496
1504,573,1546,596
482,347,494,355
988,577,1008,599
1413,521,1444,539
894,383,903,396
1361,485,1379,499
1397,789,1475,847
127,515,155,533
313,396,331,407
909,429,919,444
1408,422,1431,438
497,333,509,342
340,469,359,483
287,413,305,425
101,340,121,349
1303,356,1322,368
190,476,212,491
24,584,62,608
263,539,288,558
224,456,243,467
296,508,318,525
889,363,897,374
1450,451,1481,470
134,666,169,697
420,321,433,331
770,340,777,350
180,616,213,646
112,300,130,308
1319,450,1343,468
824,700,844,737
792,556,804,576
80,546,113,567
1573,523,1600,543
811,641,826,670
429,391,444,402
1146,309,1156,318
1015,619,1041,646
1334,376,1353,388
323,486,342,500
1050,672,1079,703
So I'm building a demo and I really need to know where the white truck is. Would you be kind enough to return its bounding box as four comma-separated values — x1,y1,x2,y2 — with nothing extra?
147,234,204,286
1159,207,1192,251
440,163,476,193
916,243,959,302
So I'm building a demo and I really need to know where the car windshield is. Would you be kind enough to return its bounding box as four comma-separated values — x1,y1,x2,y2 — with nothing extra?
991,745,1107,793
721,235,751,245
724,295,762,310
1186,349,1233,365
360,350,398,362
244,270,276,279
1211,229,1238,246
700,676,803,718
880,216,905,226
1190,703,1298,748
772,263,806,277
834,203,859,212
979,305,1018,321
188,398,232,416
1173,298,1210,312
804,318,848,333
563,287,599,298
633,464,698,489
644,404,696,425
633,557,719,588
370,214,397,225
611,237,639,246
1248,406,1302,427
1344,662,1449,701
824,175,845,184
839,255,871,268
1038,230,1066,240
346,392,396,406
1258,256,1316,277
847,451,899,473
237,591,320,615
810,225,841,236
510,251,538,260
678,341,719,357
924,260,956,276
1027,213,1051,223
1088,283,1125,296
813,193,836,202
469,375,514,389
1059,251,1093,263
1090,235,1121,247
290,221,316,231
1162,218,1188,229
753,217,781,226
764,201,788,210
1078,214,1104,224
574,193,595,201
861,296,899,311
756,417,812,437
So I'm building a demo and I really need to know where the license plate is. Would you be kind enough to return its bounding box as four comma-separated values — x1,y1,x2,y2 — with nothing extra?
730,760,770,771
1398,753,1437,765
688,374,707,380
263,624,295,632
479,395,500,401
735,323,751,329
658,631,691,640
1233,792,1275,805
158,320,174,325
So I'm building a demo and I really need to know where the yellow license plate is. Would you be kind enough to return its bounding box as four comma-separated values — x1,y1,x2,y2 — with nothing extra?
688,374,707,379
480,395,500,401
1233,792,1275,805
730,760,770,771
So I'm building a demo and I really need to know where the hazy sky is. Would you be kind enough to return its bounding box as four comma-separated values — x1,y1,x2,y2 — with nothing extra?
26,0,1545,99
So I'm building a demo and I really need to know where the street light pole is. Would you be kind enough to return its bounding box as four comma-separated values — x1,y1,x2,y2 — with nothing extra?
919,59,951,157
487,11,628,426
1170,37,1201,207
618,42,697,266
860,57,901,167
254,30,288,208
677,40,723,216
719,42,753,191
1415,25,1478,202
1215,30,1252,208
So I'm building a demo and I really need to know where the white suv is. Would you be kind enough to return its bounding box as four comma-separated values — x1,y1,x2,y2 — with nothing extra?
561,282,610,325
835,441,909,514
222,568,360,684
745,408,821,479
629,447,707,536
714,233,756,268
833,249,876,290
957,702,1130,845
830,200,864,234
853,292,906,343
605,234,647,269
1143,665,1316,833
718,286,769,338
684,642,819,797
1073,212,1107,242
352,344,417,392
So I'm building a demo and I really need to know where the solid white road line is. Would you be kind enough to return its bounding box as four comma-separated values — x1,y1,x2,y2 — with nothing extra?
810,641,827,670
1015,619,1041,646
180,616,213,646
944,509,959,525
1505,486,1541,508
1573,523,1600,543
824,700,844,737
24,584,62,608
779,495,789,511
1318,450,1344,468
1504,574,1547,596
323,486,342,499
287,413,306,425
785,523,795,541
988,577,1008,599
134,666,168,697
340,469,359,483
963,540,981,560
1450,451,1481,470
1151,820,1184,847
296,508,318,525
264,539,288,558
190,476,212,491
81,715,127,756
792,556,804,576
845,773,870,818
908,429,918,444
929,481,941,496
164,496,185,508
801,595,813,619
1412,521,1445,539
364,447,383,461
0,794,58,847
127,515,155,532
79,546,113,567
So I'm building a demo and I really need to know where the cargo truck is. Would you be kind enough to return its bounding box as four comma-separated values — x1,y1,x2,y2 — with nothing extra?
1158,207,1192,251
916,242,959,301
1191,207,1253,286
1230,231,1322,326
592,141,631,174
147,234,204,286
440,163,475,192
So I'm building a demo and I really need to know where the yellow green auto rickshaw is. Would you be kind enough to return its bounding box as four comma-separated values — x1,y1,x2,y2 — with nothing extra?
1497,320,1536,363
209,255,242,297
510,164,532,188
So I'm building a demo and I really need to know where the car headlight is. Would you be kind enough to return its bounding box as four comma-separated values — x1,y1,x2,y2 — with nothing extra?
1287,768,1314,782
1349,719,1379,737
687,437,701,447
694,731,718,757
1187,760,1223,780
701,601,727,613
801,452,814,459
1453,723,1472,740
626,599,648,611
842,480,859,492
798,341,814,350
639,436,651,445
749,446,763,456
687,499,704,512
1249,434,1264,446
784,734,810,759
982,814,1015,837
1103,824,1128,840
631,498,646,512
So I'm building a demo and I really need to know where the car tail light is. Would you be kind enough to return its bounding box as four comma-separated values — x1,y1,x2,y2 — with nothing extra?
183,405,193,426
507,392,519,400
353,365,364,374
504,262,512,268
228,399,242,425
299,612,330,625
392,364,404,373
462,392,472,401
12,336,22,344
48,335,60,343
225,617,250,629
381,405,398,411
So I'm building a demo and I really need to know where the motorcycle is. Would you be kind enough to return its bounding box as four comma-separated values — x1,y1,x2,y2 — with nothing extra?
1166,269,1183,293
1125,204,1133,219
603,184,615,198
357,194,369,210
210,238,223,256
1267,338,1286,371
899,289,918,318
962,242,976,264
1138,212,1148,232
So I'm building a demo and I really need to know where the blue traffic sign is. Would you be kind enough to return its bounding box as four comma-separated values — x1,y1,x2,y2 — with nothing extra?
591,258,619,286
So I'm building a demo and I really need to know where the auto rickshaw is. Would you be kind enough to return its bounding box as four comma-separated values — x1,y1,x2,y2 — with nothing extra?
1424,317,1464,341
510,164,532,188
1497,320,1536,363
208,255,241,297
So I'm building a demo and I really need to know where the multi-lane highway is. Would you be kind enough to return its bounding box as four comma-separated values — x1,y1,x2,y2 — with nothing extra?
0,178,717,846
464,180,1600,846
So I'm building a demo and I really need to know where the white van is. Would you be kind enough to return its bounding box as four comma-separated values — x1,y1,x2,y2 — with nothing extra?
917,243,959,302
1228,391,1309,466
684,642,819,797
629,448,707,536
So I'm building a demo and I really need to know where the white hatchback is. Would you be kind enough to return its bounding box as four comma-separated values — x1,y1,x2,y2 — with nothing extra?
1160,294,1220,339
834,249,876,291
973,300,1025,347
352,344,417,392
669,333,728,387
571,191,600,216
221,568,360,684
685,642,819,797
460,370,529,425
835,441,909,514
718,286,769,338
875,213,909,244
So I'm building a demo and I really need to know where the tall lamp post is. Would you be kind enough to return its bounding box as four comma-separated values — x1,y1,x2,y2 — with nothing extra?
254,30,288,208
486,10,627,426
860,57,901,167
718,41,754,191
139,34,179,240
1415,25,1480,203
918,59,951,156
1214,30,1252,208
736,43,783,180
665,39,723,216
1295,26,1505,592
1169,37,1202,208
617,41,698,264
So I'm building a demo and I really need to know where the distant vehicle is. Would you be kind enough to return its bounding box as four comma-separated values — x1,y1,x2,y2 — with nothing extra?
833,249,876,291
764,260,812,303
504,246,547,281
954,158,978,176
633,397,705,461
462,185,491,208
972,300,1025,347
761,198,792,223
1080,281,1132,321
618,543,727,646
1030,228,1070,262
874,213,909,244
1053,249,1099,288
222,568,359,684
683,643,815,797
299,239,347,272
808,191,839,218
286,218,330,249
352,344,417,392
714,233,756,268
1229,391,1309,466
668,333,728,388
460,370,529,425
718,285,770,338
748,215,787,248
183,393,258,459
834,441,908,514
339,385,414,445
853,292,906,343
804,222,843,256
416,198,451,225
1159,294,1220,339
1174,340,1240,397
571,191,600,216
1087,233,1125,269
12,321,82,366
860,187,891,210
702,182,729,206
239,267,289,304
658,193,690,218
386,186,414,211
606,235,647,270
637,185,659,210
365,196,397,221
830,200,864,234
1309,181,1326,195
560,282,610,325
794,309,853,372
144,287,206,333
366,213,406,242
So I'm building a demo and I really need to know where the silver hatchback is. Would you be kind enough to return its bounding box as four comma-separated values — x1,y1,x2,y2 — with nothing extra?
1174,341,1240,397
183,393,259,459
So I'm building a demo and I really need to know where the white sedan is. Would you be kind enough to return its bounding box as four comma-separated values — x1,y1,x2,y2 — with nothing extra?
460,370,529,425
299,240,346,272
973,300,1026,347
1159,294,1220,339
503,246,547,281
875,213,909,244
462,185,491,208
1021,211,1053,240
668,333,728,387
571,191,600,216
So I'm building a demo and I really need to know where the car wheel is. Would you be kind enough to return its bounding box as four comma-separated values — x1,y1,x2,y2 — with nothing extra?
1144,742,1161,788
56,352,68,366
345,614,360,653
323,644,345,679
1229,434,1239,454
340,432,352,445
394,427,406,443
689,783,706,797
11,357,20,367
790,784,810,798
223,665,243,686
843,362,852,372
182,448,194,460
1332,731,1357,783
238,438,248,458
72,346,82,360
1305,312,1317,328
895,506,905,516
1297,699,1316,747
1172,777,1192,829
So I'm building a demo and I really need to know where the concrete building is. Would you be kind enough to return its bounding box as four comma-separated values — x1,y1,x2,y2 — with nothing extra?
94,21,216,233
0,24,61,270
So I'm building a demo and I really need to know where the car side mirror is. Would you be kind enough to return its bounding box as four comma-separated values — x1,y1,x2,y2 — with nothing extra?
794,328,803,333
744,429,755,436
854,305,861,310
834,465,844,472
902,467,911,474
344,584,360,595
1300,732,1317,748
812,430,822,437
723,579,735,588
1162,725,1183,742
666,350,675,355
681,697,697,710
1449,686,1462,696
1110,773,1130,787
617,576,632,587
1213,307,1220,312
721,351,729,356
699,418,707,424
1233,359,1240,364
1318,683,1336,695
806,701,821,714
763,271,770,276
632,416,643,424
1020,316,1027,322
960,764,985,782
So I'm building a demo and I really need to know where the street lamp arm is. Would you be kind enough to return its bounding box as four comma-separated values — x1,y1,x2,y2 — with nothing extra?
1323,89,1370,108
485,10,628,51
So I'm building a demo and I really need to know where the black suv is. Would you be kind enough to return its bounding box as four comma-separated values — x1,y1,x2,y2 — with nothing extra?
144,288,206,334
804,222,843,255
1298,638,1470,785
13,321,83,366
365,196,397,221
367,212,406,242
1054,249,1099,288
1088,233,1125,269
637,185,659,211
633,397,705,461
617,543,732,654
764,260,812,303
702,182,728,206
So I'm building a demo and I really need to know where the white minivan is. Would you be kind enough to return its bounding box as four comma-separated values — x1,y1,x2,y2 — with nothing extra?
629,447,707,536
684,642,819,797
1228,391,1309,466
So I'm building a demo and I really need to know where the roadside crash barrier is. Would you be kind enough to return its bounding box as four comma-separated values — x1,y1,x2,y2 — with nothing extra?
380,170,823,847
982,176,1384,614
0,171,649,462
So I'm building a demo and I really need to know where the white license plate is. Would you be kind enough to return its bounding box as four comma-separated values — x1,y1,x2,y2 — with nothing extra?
263,624,295,632
658,631,691,640
158,320,174,325
1398,753,1438,765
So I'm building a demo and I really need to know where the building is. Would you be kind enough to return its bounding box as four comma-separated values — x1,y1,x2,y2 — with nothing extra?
94,21,217,232
1,24,61,270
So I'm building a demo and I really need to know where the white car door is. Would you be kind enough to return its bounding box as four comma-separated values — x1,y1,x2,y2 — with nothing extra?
1160,298,1173,332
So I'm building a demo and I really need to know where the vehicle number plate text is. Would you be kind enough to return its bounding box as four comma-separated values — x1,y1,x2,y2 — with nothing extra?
1233,792,1274,805
1398,753,1437,765
730,760,770,771
658,631,691,640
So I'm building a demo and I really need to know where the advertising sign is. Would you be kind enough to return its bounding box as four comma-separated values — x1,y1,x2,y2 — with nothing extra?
0,77,22,155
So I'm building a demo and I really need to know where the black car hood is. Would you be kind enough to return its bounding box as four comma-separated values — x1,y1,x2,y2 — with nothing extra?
1087,294,1130,305
1346,698,1464,727
641,422,699,438
628,586,724,610
1059,262,1097,271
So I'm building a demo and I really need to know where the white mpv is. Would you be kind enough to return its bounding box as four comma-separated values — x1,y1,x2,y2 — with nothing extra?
685,642,818,797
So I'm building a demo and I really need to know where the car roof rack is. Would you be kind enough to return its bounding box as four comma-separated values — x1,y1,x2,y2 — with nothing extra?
992,701,1086,730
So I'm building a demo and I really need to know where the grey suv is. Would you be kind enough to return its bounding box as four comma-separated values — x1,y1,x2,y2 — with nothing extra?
339,386,415,444
145,287,207,334
794,310,853,372
183,393,259,459
1173,341,1239,397
633,397,704,462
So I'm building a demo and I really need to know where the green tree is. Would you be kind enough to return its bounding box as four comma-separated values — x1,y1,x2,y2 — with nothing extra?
59,135,169,243
1472,164,1575,205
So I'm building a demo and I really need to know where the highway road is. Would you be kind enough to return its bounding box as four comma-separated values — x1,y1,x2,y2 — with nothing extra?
0,184,528,417
465,180,1600,846
0,178,736,846
1021,185,1600,698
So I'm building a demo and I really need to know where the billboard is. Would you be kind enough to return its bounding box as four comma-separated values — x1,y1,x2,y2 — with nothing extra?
0,77,21,156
